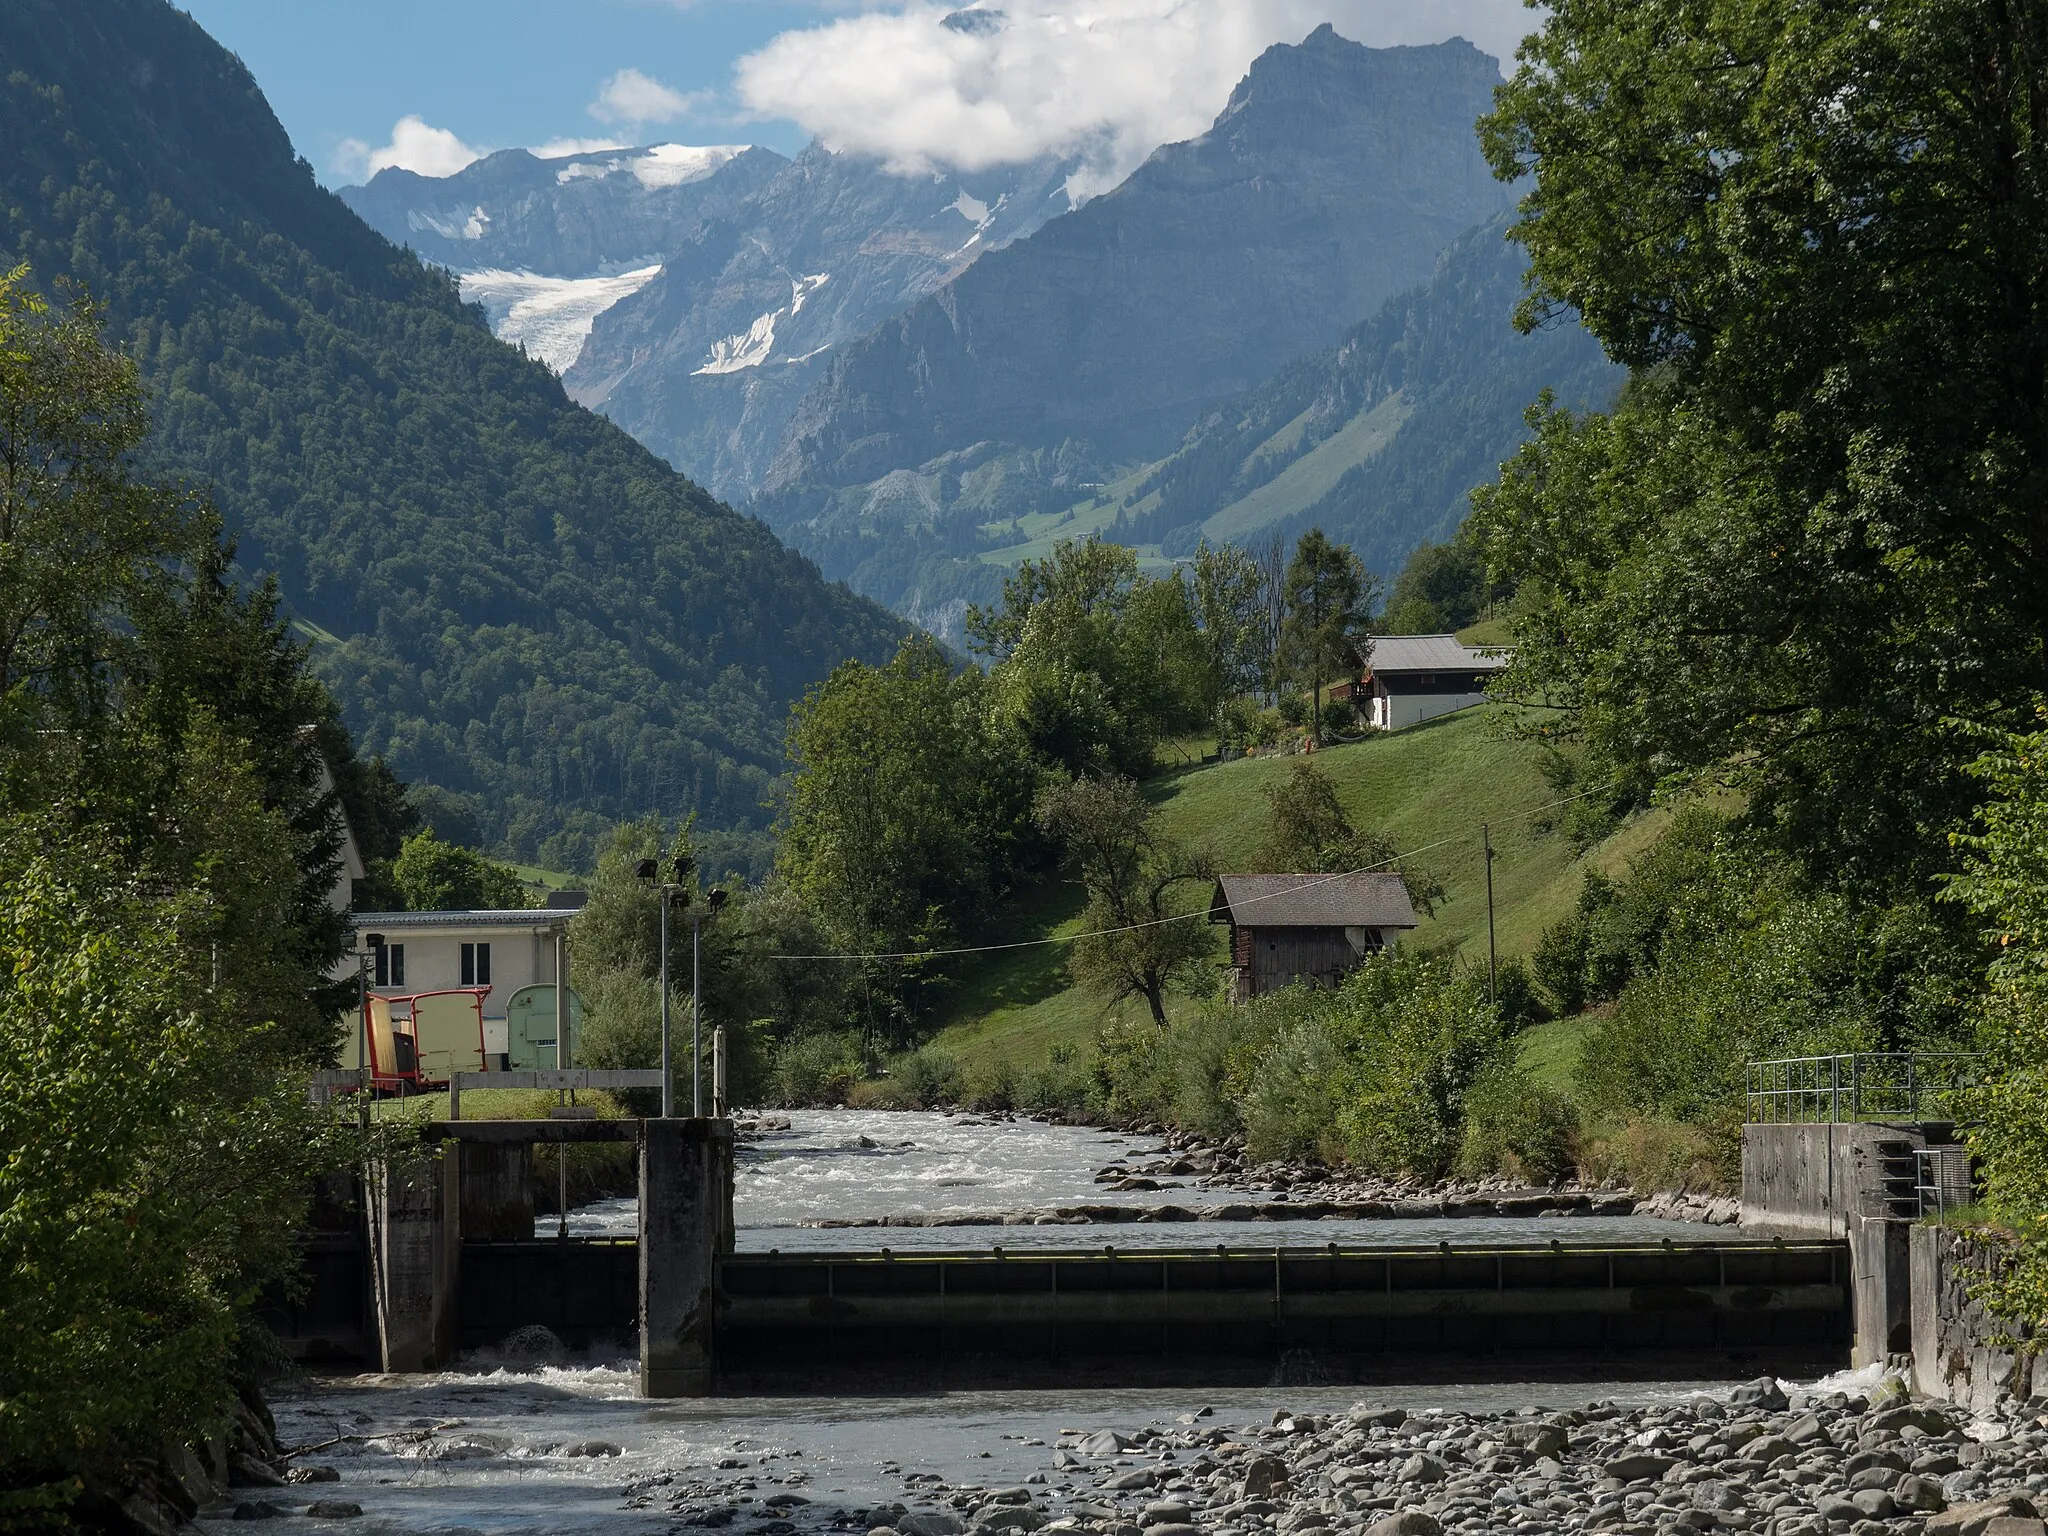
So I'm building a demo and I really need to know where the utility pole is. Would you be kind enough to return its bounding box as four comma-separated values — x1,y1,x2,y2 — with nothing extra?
691,909,702,1117
659,888,672,1120
1482,823,1498,1009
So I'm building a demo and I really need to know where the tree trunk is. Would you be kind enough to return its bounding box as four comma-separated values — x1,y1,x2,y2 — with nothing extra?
1141,978,1168,1026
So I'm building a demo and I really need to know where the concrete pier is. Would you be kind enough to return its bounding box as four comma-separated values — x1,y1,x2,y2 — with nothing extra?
640,1117,735,1397
365,1150,460,1371
459,1143,534,1241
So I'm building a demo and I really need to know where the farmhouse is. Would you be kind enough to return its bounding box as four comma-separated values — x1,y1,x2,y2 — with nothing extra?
1335,634,1509,731
1210,872,1419,1002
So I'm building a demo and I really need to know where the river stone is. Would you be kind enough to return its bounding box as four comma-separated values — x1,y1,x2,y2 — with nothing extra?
975,1510,1045,1534
1728,1378,1789,1412
1917,1452,1965,1476
1080,1432,1137,1456
1396,1455,1447,1485
231,1503,281,1522
900,1514,968,1536
1144,1526,1202,1536
1982,1521,2048,1536
1108,1470,1159,1491
1784,1416,1830,1445
869,1528,900,1536
1352,1408,1407,1429
1816,1494,1862,1524
1243,1457,1289,1497
1896,1475,1949,1513
1690,1483,1742,1512
1846,1448,1908,1476
1852,1489,1899,1520
1929,1495,2042,1536
984,1491,1033,1507
1865,1405,1957,1440
1140,1504,1192,1526
1363,1513,1440,1536
564,1440,622,1458
1745,1435,1799,1464
304,1503,363,1521
1509,1425,1569,1460
1603,1453,1676,1483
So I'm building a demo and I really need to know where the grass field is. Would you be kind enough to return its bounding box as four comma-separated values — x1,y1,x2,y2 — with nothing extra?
924,708,1664,1076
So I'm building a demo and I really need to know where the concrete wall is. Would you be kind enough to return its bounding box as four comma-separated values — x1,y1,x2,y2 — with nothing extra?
640,1118,735,1397
365,1149,460,1371
1741,1121,1940,1367
1911,1225,2033,1416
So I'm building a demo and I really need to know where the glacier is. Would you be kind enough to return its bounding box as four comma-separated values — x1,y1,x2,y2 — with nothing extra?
459,265,663,372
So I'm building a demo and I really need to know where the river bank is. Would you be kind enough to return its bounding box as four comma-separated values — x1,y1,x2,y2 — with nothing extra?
192,1363,2047,1535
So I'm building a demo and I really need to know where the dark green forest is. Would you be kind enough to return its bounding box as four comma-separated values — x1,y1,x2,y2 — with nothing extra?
0,0,905,868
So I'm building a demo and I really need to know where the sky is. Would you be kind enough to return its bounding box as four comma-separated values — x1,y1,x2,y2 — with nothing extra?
178,0,1537,195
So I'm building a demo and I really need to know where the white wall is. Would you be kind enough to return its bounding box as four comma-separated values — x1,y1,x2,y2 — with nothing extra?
340,921,566,1056
1374,691,1489,730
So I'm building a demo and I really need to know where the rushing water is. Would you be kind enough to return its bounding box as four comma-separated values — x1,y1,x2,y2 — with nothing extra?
213,1111,1750,1533
544,1110,1706,1250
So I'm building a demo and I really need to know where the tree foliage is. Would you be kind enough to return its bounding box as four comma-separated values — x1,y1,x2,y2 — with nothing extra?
390,830,531,913
0,264,367,1511
1034,775,1215,1025
1474,0,2048,892
1277,529,1376,741
1258,759,1445,915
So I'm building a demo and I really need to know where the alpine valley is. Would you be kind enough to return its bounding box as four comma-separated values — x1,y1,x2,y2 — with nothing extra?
348,25,1622,644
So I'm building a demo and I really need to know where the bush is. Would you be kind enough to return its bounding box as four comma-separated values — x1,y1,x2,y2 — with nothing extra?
1238,1017,1348,1162
962,1057,1020,1112
1531,916,1590,1015
1017,1059,1092,1117
1459,1063,1580,1184
1319,700,1355,740
892,1047,962,1109
847,1076,915,1110
770,1032,864,1107
1580,1115,1739,1194
1277,691,1310,727
1492,957,1549,1030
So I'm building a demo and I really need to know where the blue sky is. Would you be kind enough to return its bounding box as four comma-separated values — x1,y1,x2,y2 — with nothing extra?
178,1,1533,192
180,0,823,183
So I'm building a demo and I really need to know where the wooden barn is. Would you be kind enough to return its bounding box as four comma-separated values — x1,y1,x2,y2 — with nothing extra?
1209,872,1420,1003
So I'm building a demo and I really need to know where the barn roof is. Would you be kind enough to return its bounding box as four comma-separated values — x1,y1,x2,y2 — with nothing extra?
1366,635,1510,675
1209,872,1420,931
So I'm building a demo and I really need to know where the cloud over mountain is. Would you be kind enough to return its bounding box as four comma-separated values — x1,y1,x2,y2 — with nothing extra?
732,0,1531,197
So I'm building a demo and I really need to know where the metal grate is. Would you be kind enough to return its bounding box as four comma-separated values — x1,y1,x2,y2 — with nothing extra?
1746,1053,1983,1124
1915,1146,1975,1217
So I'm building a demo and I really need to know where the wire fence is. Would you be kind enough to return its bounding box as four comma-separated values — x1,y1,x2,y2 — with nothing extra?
1745,1053,1984,1125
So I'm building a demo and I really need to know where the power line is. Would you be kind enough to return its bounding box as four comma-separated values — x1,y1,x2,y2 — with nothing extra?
764,778,1615,963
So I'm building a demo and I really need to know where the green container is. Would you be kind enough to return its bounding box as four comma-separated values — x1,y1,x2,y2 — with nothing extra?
503,983,585,1070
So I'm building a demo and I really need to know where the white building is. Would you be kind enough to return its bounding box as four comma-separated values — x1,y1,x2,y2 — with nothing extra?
342,908,575,1060
1342,634,1511,731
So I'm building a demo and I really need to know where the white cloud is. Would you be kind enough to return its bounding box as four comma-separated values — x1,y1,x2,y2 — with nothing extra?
732,0,1534,197
333,115,485,182
590,67,703,126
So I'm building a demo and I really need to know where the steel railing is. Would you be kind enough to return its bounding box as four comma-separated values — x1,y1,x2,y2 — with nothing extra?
1746,1053,1983,1124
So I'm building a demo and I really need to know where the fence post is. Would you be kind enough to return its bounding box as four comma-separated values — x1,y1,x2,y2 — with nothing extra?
1852,1055,1863,1122
1907,1055,1917,1121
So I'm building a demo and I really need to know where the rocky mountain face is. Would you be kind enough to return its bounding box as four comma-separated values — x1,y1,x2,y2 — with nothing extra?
343,141,1077,502
339,143,784,279
759,216,1621,641
566,145,1079,500
757,28,1516,517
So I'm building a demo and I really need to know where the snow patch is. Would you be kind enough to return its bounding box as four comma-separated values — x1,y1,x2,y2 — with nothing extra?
695,274,830,374
459,265,663,372
632,143,748,189
696,309,781,375
951,190,990,225
555,159,621,184
408,205,491,241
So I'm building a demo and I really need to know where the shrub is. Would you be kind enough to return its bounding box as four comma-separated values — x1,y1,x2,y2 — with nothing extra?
1238,1017,1348,1162
847,1076,915,1110
1319,700,1355,740
1580,1115,1739,1194
770,1031,864,1107
1277,690,1310,727
1459,1063,1580,1184
1492,957,1549,1030
1531,915,1590,1015
1017,1060,1092,1117
892,1047,962,1109
962,1057,1019,1112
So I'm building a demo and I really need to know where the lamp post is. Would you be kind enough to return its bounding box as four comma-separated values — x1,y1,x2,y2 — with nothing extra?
358,931,383,1126
637,855,703,1118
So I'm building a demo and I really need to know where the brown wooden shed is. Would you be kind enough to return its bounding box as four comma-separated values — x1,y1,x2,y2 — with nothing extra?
1209,872,1420,1003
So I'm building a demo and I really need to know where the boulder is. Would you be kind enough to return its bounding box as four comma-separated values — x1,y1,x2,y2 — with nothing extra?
1728,1378,1789,1411
974,1510,1045,1534
1364,1513,1441,1536
1602,1453,1676,1482
1107,1469,1158,1491
1895,1475,1949,1513
1140,1504,1192,1527
1396,1454,1448,1484
900,1514,968,1536
1243,1457,1289,1497
1852,1489,1899,1519
1079,1431,1136,1456
1509,1424,1570,1460
304,1502,364,1521
1928,1495,2042,1536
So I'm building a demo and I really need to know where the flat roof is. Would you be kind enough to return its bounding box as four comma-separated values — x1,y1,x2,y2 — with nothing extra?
350,909,571,932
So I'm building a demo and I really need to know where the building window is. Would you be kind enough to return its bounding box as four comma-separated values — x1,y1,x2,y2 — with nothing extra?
390,944,405,987
373,943,387,988
460,942,491,987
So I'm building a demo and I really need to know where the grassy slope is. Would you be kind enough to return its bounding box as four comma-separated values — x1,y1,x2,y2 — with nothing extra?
926,709,1666,1074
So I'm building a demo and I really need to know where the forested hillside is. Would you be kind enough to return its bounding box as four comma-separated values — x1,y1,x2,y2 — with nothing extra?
0,0,904,866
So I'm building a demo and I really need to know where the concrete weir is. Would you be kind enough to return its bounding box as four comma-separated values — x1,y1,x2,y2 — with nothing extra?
266,1112,1853,1393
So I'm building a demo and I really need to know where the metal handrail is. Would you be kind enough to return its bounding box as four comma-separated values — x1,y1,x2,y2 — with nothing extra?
1745,1053,1983,1124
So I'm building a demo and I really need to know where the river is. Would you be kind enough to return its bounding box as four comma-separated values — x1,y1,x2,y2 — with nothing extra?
220,1111,1752,1535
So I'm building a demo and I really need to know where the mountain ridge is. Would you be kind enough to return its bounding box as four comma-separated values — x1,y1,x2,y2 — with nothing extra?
0,0,906,866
